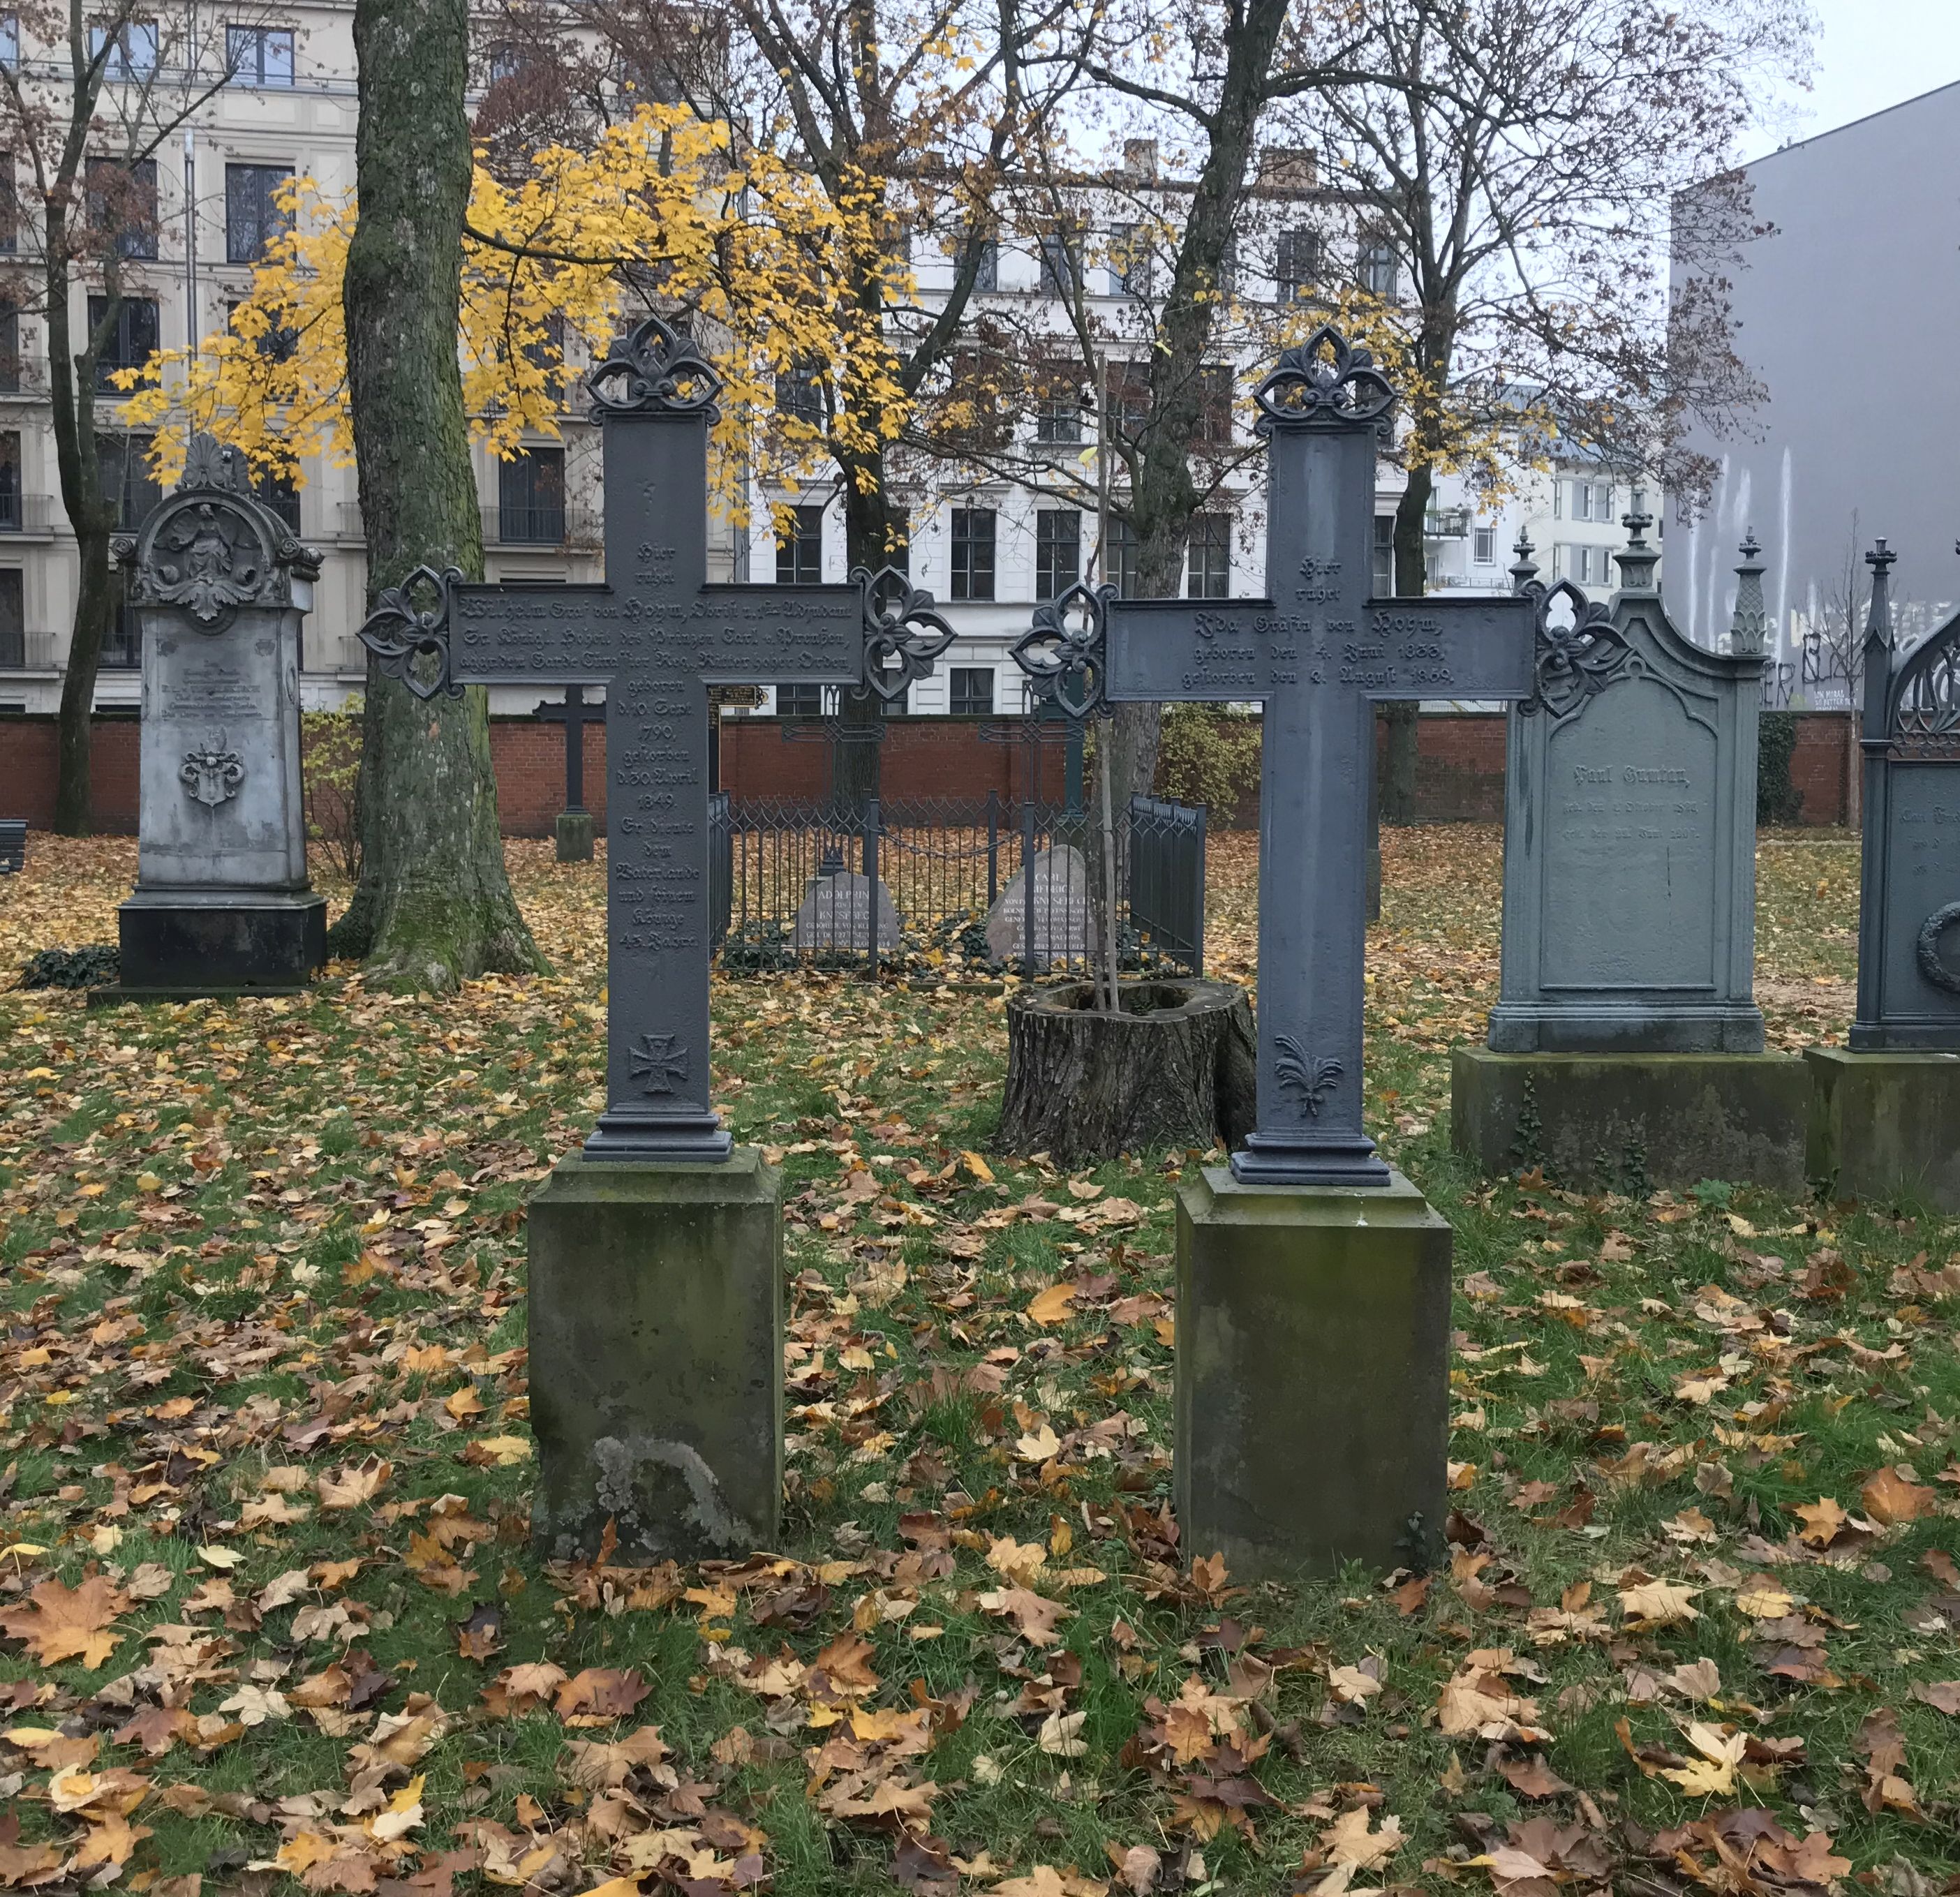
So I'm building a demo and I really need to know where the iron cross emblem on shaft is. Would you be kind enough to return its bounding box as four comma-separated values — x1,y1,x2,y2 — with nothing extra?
357,315,955,1161
1014,327,1541,1185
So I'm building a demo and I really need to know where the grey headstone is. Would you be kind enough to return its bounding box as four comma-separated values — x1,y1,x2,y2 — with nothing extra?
1488,523,1767,1054
793,869,900,950
1850,542,1960,1049
984,844,1090,963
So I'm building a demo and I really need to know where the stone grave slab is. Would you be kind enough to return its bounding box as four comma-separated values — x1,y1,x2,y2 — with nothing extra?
94,435,327,999
984,843,1090,964
794,868,900,951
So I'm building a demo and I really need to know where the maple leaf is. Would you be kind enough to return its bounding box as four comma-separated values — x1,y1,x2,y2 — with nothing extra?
1860,1466,1934,1524
1025,1282,1076,1327
0,1575,132,1669
75,1815,151,1871
1497,1753,1572,1799
554,1668,650,1725
1910,1680,1960,1716
986,1535,1048,1585
809,1630,880,1695
317,1457,393,1510
1617,1579,1701,1627
1794,1495,1850,1547
0,1836,68,1888
977,1588,1074,1648
1321,1806,1403,1870
1327,1662,1383,1704
1661,1722,1746,1798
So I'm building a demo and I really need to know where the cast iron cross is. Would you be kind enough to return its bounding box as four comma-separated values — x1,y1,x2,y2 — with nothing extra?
358,314,953,1161
1014,327,1540,1185
534,682,607,812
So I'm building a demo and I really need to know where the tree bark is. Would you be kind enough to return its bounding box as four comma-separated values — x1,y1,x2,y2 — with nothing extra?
995,978,1256,1163
1381,465,1432,827
329,0,545,990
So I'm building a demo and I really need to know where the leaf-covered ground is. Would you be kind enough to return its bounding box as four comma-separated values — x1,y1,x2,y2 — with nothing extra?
1,828,1956,1897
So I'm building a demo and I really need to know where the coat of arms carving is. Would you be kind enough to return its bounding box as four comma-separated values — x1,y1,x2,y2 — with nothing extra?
180,733,246,808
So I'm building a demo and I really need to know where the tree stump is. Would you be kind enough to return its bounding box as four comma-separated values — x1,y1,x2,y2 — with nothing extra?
995,979,1257,1163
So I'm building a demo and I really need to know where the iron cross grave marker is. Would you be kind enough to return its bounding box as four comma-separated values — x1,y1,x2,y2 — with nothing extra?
358,314,954,1161
1014,327,1541,1186
534,681,607,813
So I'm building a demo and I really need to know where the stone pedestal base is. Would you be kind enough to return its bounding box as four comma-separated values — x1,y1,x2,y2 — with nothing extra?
1805,1049,1960,1209
528,1149,782,1561
1486,1002,1765,1054
555,810,595,863
1175,1167,1450,1580
1451,1049,1808,1192
96,889,327,1003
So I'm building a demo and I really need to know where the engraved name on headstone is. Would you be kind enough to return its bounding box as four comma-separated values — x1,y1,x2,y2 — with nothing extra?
358,315,954,1157
984,844,1091,964
1488,524,1767,1053
1012,327,1540,1184
794,869,901,950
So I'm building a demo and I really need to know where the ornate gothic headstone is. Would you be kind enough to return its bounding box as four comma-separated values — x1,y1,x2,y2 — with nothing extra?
1487,522,1767,1052
102,435,326,997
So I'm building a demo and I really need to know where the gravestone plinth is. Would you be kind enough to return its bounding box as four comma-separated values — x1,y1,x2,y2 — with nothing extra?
984,844,1090,964
528,1150,783,1558
793,869,900,951
96,436,326,1002
1175,1168,1450,1579
1802,544,1960,1210
555,810,596,863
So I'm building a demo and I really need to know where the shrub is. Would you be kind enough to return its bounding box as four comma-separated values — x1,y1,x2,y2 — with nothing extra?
1757,710,1804,825
1152,706,1261,821
303,700,364,879
22,944,119,988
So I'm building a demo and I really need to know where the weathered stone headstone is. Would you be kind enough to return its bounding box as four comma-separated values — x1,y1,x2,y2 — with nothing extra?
534,683,605,862
794,868,900,950
984,844,1090,963
357,314,953,1560
1454,530,1809,1191
96,435,326,999
1808,540,1960,1205
1012,326,1540,1579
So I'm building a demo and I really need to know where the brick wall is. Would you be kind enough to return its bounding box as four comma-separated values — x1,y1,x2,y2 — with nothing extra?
0,706,1859,835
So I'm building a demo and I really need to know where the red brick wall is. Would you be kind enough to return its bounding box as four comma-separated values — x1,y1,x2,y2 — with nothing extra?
1788,715,1852,826
488,718,607,835
720,715,1068,806
0,717,140,833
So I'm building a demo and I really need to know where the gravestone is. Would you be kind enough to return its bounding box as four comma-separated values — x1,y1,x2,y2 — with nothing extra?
357,314,953,1558
534,683,605,861
1011,326,1540,1578
1453,531,1809,1190
794,867,900,950
1807,540,1960,1205
984,844,1090,964
95,435,327,1000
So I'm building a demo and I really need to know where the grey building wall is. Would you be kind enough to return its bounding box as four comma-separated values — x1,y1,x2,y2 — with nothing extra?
1668,82,1960,706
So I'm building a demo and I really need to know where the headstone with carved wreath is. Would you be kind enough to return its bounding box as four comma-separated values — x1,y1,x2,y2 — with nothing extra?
95,435,327,1001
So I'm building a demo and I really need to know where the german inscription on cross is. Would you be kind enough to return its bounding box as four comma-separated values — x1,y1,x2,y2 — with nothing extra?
359,315,953,1161
1015,327,1540,1185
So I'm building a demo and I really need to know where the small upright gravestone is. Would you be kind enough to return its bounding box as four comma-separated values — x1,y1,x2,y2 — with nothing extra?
793,865,900,951
1807,542,1960,1206
1453,527,1809,1190
95,436,326,1001
984,844,1090,965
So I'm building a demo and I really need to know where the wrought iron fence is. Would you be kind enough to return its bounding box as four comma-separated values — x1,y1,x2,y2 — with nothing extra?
711,790,1204,979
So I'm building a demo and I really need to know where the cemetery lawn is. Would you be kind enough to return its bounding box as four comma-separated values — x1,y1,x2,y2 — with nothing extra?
3,828,1957,1897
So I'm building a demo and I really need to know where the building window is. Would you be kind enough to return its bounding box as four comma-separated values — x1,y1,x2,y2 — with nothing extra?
0,13,17,69
0,431,18,530
86,157,158,259
1566,478,1614,523
1108,222,1150,297
226,23,295,85
91,17,158,80
1358,237,1399,299
1473,524,1496,565
1102,518,1141,598
0,302,17,393
1561,544,1612,587
0,570,21,669
1187,514,1230,598
1035,508,1079,601
89,296,158,393
950,667,993,716
960,228,997,292
775,504,822,584
775,362,823,428
228,298,299,364
1034,363,1081,447
1196,364,1233,446
97,432,160,530
1275,228,1321,301
1104,359,1150,441
1372,515,1395,595
1037,230,1081,298
255,466,300,533
776,682,822,717
950,507,996,601
226,163,292,264
498,446,564,544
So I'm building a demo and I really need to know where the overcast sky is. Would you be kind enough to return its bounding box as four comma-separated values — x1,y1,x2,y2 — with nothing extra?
1761,0,1960,154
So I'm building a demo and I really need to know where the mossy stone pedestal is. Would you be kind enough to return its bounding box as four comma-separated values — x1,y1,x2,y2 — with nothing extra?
1451,1049,1809,1192
555,810,596,863
528,1150,782,1560
1805,1050,1960,1209
1175,1167,1451,1580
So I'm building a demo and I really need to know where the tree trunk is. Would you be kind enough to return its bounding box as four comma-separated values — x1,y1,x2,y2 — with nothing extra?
836,461,897,815
1381,467,1432,827
995,977,1256,1163
54,530,115,833
329,0,544,990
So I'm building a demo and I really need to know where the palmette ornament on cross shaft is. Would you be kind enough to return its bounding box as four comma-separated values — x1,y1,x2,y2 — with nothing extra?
1253,324,1395,431
1011,580,1112,721
356,565,465,702
587,312,724,419
1520,576,1631,721
855,566,957,706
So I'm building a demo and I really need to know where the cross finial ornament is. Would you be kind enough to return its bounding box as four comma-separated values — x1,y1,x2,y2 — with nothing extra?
1614,509,1661,592
1010,329,1540,1185
357,337,953,1161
